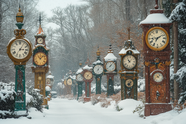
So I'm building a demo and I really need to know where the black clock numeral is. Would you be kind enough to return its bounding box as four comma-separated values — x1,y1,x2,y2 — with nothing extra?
25,49,28,51
19,41,21,45
163,37,166,39
156,30,158,33
13,51,16,54
24,52,27,55
162,40,165,44
19,54,21,58
22,53,25,57
150,40,153,43
153,43,155,46
25,45,28,48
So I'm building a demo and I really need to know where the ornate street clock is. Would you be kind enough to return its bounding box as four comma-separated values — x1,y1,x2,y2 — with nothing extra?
92,47,104,94
66,77,72,94
140,0,172,116
119,37,140,100
82,65,93,102
7,7,32,112
31,15,49,108
76,63,84,100
103,45,117,97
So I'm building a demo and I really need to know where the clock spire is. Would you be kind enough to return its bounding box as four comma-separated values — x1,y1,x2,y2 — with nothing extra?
36,13,45,35
96,46,101,60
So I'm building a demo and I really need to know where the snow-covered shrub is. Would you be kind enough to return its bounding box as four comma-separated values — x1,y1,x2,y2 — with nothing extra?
0,82,16,118
133,98,145,117
27,87,43,112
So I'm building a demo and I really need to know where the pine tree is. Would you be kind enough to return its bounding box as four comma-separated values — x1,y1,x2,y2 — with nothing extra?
169,0,186,104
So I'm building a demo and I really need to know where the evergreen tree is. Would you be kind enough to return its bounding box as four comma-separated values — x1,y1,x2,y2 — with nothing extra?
169,0,186,104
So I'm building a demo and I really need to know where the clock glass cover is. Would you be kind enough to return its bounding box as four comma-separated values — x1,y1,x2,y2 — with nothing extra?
67,79,72,85
93,65,103,75
106,61,116,72
76,74,83,81
84,71,92,80
153,72,163,83
37,38,43,44
34,52,47,66
10,39,30,59
146,27,169,51
125,79,134,87
123,55,136,69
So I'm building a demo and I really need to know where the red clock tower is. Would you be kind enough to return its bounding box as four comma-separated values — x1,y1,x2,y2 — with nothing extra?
140,0,172,116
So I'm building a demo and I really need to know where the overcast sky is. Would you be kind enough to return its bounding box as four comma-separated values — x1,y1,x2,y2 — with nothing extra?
37,0,87,17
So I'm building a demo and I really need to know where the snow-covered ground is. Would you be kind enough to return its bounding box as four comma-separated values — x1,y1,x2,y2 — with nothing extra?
1,98,186,124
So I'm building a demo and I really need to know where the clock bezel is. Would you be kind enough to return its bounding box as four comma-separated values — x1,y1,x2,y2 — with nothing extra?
125,79,134,88
37,37,44,44
76,73,84,82
150,70,165,84
84,71,93,80
67,78,72,85
105,61,116,72
33,52,47,66
93,64,104,75
7,38,32,65
123,54,137,70
145,27,169,51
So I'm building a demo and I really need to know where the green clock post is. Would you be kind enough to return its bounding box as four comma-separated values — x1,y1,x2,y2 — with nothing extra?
7,7,32,113
92,47,104,94
119,30,140,100
76,63,84,100
103,45,117,97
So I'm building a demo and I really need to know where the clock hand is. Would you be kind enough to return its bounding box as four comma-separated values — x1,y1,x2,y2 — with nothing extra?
109,63,113,67
155,35,164,42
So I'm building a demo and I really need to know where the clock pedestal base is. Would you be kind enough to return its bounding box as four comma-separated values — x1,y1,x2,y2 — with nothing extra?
145,103,172,116
84,97,91,102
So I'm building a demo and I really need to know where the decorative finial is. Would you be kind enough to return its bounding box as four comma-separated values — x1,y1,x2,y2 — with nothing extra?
79,62,82,67
108,44,113,53
127,27,130,40
96,46,101,56
155,0,158,9
16,5,24,29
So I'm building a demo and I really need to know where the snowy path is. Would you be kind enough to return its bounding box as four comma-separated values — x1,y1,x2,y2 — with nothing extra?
1,98,186,124
35,98,146,124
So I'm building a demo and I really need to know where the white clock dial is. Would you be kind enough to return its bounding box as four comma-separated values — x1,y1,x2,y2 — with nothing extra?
106,61,116,72
37,38,43,44
10,39,29,59
123,55,136,69
76,74,83,81
93,65,103,74
153,72,163,83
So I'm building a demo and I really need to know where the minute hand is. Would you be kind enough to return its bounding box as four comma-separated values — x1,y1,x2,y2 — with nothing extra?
155,35,164,41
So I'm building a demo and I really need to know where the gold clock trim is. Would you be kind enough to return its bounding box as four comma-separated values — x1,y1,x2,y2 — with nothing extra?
67,78,72,85
145,27,169,51
105,61,116,72
7,38,32,65
34,52,47,66
125,79,134,88
83,71,93,80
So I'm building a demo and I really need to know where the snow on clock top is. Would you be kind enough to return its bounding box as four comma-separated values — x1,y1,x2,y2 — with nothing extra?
83,65,92,71
140,13,171,24
76,68,83,74
104,53,117,61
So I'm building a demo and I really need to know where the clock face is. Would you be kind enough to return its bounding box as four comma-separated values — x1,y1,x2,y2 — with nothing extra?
123,55,136,69
67,79,72,85
46,78,50,84
10,39,30,59
93,65,103,75
34,52,47,66
84,71,93,80
146,27,169,51
153,72,164,83
106,61,116,72
37,38,43,44
125,79,134,87
76,74,83,81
